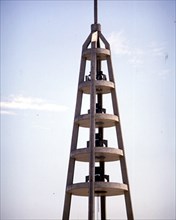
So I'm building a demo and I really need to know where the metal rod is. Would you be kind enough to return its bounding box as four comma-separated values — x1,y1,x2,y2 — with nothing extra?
94,0,98,24
101,196,106,220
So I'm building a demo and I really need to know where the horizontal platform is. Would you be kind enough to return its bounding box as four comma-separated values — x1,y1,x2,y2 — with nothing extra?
71,147,123,162
75,113,119,128
83,48,110,60
67,182,128,197
79,80,115,94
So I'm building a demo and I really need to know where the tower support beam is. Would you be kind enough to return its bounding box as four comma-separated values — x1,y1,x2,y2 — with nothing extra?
107,56,134,220
62,57,86,220
88,40,97,220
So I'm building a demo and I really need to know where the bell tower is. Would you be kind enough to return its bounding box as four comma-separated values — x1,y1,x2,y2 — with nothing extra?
62,1,134,219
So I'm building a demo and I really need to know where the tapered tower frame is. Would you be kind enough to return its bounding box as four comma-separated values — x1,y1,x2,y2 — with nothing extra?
62,1,134,219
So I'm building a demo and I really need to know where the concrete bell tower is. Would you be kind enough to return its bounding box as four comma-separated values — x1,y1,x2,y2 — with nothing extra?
62,1,134,219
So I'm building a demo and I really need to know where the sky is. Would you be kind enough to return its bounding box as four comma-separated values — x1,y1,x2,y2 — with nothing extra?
0,0,175,219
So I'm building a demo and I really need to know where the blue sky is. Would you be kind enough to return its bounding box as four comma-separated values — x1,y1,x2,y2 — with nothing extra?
1,0,175,219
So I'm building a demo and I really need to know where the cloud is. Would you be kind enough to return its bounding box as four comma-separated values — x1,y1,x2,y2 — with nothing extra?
148,41,167,57
0,110,16,115
157,68,171,79
108,31,166,57
108,31,168,70
128,56,144,68
108,31,131,56
108,31,144,68
0,95,68,113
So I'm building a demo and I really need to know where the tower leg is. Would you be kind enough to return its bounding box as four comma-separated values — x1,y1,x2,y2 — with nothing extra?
88,42,97,220
62,159,75,219
62,56,86,220
107,56,134,220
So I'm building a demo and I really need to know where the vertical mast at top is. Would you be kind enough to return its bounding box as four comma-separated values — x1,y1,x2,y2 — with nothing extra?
94,0,98,24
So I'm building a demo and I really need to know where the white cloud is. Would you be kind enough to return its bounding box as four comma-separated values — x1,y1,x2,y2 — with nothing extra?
108,31,144,68
148,41,167,57
0,110,16,115
128,56,144,67
108,31,131,55
108,31,168,70
157,68,171,79
0,95,68,113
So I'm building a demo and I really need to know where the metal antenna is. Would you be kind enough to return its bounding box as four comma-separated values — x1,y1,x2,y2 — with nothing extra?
94,0,98,24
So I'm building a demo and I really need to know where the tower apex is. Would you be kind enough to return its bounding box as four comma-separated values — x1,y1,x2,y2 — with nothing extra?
92,0,101,32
